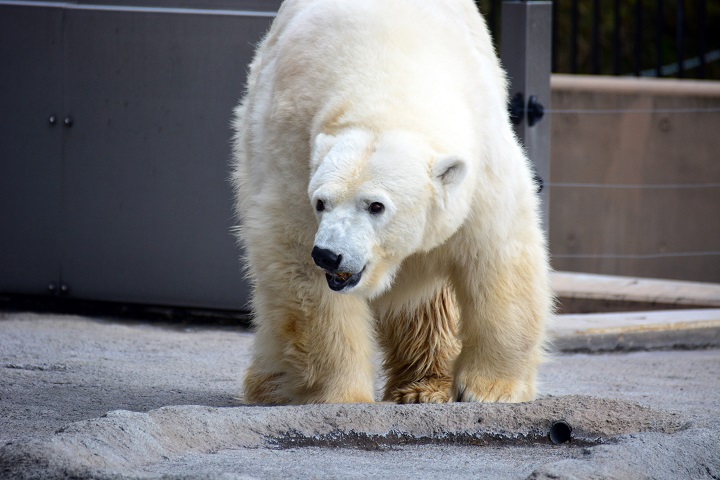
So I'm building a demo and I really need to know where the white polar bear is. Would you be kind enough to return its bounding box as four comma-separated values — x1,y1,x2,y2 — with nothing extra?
232,0,552,404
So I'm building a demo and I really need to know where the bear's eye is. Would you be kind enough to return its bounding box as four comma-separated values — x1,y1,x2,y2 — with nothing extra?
368,202,385,215
316,199,325,212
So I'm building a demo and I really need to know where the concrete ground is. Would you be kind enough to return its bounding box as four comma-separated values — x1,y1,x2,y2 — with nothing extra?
1,309,719,479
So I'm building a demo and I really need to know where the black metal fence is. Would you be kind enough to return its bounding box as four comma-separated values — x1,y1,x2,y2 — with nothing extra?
476,0,719,80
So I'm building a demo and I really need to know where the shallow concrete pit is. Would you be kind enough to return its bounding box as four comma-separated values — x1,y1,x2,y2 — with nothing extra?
0,395,690,479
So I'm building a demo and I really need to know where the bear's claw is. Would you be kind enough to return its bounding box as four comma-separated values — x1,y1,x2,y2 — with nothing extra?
385,377,453,404
452,377,533,403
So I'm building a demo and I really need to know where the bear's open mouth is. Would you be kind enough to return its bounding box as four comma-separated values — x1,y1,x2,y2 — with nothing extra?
324,268,364,292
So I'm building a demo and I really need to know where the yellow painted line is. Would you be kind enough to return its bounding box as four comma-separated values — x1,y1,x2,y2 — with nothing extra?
578,320,720,336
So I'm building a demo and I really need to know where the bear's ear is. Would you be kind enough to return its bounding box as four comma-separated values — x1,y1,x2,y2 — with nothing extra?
433,155,468,193
311,133,336,168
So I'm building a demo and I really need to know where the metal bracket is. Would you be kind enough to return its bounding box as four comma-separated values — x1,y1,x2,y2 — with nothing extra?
527,95,545,127
508,92,545,127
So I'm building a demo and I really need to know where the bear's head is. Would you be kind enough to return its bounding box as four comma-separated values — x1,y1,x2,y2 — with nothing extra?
308,128,473,297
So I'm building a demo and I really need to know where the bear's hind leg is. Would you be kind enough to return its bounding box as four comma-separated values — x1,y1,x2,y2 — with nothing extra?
378,284,461,404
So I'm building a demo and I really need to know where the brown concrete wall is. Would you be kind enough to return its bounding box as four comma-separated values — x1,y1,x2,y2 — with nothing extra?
549,75,720,283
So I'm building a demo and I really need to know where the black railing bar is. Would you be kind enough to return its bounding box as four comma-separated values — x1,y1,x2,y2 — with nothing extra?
634,0,643,76
656,0,664,77
552,0,558,73
698,0,707,79
677,0,685,78
613,0,621,75
592,0,600,74
571,0,579,74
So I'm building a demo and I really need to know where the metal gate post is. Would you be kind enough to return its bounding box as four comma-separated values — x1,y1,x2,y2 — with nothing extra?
501,0,552,233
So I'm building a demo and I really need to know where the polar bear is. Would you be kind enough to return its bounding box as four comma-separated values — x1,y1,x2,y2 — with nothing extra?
232,0,551,404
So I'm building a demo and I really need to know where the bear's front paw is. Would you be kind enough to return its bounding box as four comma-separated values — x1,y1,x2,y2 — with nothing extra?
451,375,534,403
384,377,452,404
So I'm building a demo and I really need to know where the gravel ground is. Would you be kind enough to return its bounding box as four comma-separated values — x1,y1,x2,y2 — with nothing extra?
1,311,719,479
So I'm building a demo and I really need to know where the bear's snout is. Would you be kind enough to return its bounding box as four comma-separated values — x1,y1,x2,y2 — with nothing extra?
311,246,342,272
312,246,364,292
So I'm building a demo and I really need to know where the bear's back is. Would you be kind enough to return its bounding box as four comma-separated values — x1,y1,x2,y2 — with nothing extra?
233,0,514,216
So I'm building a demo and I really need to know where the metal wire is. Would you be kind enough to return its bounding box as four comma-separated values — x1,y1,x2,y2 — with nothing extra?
549,182,720,189
543,81,720,266
554,251,720,259
546,107,720,115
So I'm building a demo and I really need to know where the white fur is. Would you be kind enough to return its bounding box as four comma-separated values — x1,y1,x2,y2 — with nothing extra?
232,0,551,404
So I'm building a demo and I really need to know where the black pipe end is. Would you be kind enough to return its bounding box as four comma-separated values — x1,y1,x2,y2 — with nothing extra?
549,420,572,444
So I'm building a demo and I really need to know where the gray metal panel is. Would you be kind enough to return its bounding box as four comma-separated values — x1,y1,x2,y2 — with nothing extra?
501,1,552,232
0,6,64,295
58,7,271,309
1,0,281,9
82,0,281,9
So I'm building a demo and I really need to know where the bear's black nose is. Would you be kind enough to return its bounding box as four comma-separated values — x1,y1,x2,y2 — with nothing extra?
311,246,342,272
